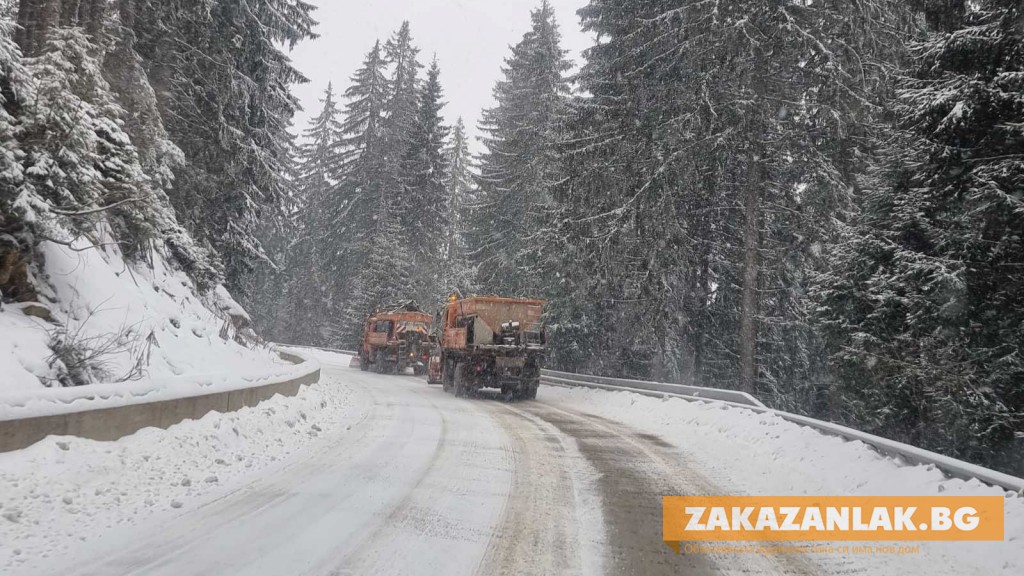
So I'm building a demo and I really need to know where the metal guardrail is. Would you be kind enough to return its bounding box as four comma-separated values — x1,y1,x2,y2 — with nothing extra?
541,371,1024,494
542,369,765,407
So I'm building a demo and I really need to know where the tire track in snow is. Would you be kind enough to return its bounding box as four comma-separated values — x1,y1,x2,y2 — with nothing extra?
520,400,821,576
313,381,510,576
475,401,604,576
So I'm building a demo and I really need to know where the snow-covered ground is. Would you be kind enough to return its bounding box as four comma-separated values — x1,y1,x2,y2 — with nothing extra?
4,346,1020,575
541,385,1024,576
0,366,355,574
0,235,284,392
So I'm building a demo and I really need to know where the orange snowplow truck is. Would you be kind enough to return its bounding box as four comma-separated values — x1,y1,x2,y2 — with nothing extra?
438,296,546,400
359,302,433,375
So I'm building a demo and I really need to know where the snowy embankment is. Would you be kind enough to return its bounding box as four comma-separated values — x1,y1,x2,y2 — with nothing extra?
1,236,288,407
543,385,1024,575
0,350,356,574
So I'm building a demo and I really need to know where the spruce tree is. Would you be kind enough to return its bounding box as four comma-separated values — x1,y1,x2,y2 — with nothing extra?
277,83,345,345
441,117,476,295
812,0,1024,473
379,21,422,237
125,0,317,297
470,0,571,297
382,21,422,167
399,57,450,305
550,0,907,390
332,40,394,342
0,15,36,302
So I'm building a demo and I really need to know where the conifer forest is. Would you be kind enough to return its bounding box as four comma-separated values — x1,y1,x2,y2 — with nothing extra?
1,0,1022,475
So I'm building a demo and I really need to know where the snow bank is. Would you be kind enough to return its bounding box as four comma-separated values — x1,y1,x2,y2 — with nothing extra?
0,369,356,574
542,386,1024,576
277,345,353,367
0,359,318,421
0,236,285,393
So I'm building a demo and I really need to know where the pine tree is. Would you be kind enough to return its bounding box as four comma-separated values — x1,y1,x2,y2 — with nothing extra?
440,117,476,295
276,83,345,345
470,0,571,297
343,205,414,343
20,25,191,267
126,0,318,298
548,0,907,390
0,15,36,302
333,25,430,343
337,40,390,178
382,21,422,166
331,40,394,343
1,7,216,303
812,0,1024,473
378,21,422,238
399,57,450,305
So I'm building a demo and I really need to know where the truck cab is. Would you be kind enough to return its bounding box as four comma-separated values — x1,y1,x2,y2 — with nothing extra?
359,303,433,375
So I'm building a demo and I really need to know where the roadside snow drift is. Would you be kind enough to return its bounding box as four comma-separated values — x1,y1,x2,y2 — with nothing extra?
541,385,1024,576
0,236,285,393
0,369,355,574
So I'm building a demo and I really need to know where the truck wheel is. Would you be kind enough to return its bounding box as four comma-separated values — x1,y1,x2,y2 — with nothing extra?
523,380,539,401
359,354,369,372
500,384,514,402
454,363,469,398
442,358,454,393
374,352,386,374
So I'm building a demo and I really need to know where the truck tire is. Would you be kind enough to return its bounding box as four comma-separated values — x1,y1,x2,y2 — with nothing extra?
374,351,386,374
442,358,455,393
523,380,539,400
359,354,369,371
454,362,469,398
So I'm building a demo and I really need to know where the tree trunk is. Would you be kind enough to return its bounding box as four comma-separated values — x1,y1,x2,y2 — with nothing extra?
60,0,80,26
16,0,62,56
79,0,106,41
15,0,38,55
738,168,761,396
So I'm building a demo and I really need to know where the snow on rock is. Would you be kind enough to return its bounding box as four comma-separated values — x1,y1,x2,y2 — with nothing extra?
0,374,355,573
0,236,285,393
542,386,1024,576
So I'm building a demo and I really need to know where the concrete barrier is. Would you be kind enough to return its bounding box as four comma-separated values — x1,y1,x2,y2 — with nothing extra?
0,351,320,453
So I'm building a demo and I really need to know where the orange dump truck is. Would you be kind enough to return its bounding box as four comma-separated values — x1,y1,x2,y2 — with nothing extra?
359,303,433,375
437,296,546,400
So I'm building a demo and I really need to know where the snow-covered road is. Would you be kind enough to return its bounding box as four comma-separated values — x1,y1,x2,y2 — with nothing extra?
10,352,1021,576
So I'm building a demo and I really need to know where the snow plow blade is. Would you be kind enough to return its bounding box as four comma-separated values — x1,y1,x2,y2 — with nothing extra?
349,356,361,368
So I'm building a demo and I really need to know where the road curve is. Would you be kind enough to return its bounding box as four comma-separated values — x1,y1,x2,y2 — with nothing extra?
40,357,818,576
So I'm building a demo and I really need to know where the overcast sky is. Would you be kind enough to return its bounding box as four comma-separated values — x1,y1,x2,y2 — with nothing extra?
287,0,592,153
